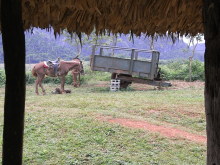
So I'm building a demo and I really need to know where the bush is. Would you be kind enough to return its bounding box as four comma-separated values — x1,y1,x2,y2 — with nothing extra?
0,59,204,86
80,65,110,84
24,63,111,85
26,71,35,84
160,60,204,81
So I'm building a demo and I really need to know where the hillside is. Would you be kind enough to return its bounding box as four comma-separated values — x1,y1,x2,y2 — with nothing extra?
0,28,204,63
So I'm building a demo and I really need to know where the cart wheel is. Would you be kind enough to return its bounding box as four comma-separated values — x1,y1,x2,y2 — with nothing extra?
120,81,131,89
118,74,132,89
111,73,117,79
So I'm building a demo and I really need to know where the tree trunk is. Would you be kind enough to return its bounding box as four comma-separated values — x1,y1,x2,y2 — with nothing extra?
189,40,198,82
74,33,82,56
1,0,26,164
203,1,220,164
189,57,192,82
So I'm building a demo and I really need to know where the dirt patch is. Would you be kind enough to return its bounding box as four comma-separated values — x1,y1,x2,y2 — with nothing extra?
148,109,162,114
131,80,204,91
88,80,204,91
180,110,203,117
98,116,206,144
169,80,204,90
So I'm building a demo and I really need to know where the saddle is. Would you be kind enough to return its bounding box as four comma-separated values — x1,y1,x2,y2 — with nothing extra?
44,58,61,76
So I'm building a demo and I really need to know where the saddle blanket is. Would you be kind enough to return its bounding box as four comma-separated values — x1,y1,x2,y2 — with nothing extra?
43,61,49,68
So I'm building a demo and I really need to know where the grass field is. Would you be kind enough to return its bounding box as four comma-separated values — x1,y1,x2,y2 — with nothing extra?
0,81,206,164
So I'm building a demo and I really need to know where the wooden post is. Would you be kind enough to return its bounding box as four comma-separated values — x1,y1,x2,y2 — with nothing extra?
100,48,104,56
150,51,159,79
203,0,220,164
129,49,135,74
134,52,138,60
92,45,96,55
1,0,26,164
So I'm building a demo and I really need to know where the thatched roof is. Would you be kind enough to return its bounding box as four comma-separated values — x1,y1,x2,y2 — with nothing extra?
21,0,203,36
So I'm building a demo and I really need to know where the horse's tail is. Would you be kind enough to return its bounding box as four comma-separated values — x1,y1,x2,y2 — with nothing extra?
32,67,37,77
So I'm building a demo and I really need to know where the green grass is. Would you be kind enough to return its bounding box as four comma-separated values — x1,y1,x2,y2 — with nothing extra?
0,83,206,164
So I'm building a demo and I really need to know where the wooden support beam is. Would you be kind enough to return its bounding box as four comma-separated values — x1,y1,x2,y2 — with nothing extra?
1,0,26,164
203,0,220,164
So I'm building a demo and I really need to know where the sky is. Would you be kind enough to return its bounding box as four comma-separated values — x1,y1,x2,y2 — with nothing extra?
182,35,205,44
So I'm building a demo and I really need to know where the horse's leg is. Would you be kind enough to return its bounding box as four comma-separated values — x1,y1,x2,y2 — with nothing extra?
73,72,78,87
78,73,81,87
71,71,75,86
35,77,39,95
38,75,46,95
60,76,66,93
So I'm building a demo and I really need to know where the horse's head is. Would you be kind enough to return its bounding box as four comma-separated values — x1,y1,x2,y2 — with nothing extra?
73,57,84,75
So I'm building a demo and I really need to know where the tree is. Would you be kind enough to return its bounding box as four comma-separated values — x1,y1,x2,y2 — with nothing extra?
147,35,155,50
63,32,85,57
186,34,203,82
63,30,121,57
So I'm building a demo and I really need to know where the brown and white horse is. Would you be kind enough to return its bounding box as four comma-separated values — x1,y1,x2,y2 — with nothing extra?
32,58,84,95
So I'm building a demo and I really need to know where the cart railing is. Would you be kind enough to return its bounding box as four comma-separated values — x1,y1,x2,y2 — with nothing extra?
90,45,160,80
92,45,159,57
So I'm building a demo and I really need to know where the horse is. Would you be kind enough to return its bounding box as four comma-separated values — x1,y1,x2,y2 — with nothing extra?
32,58,84,95
71,60,83,87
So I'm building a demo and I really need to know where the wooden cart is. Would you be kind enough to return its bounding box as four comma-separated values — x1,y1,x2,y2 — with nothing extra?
90,45,171,89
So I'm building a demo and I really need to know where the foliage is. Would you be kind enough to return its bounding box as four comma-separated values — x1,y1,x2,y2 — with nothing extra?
185,33,203,48
62,30,122,60
160,60,204,81
0,29,205,64
25,30,76,63
0,60,204,87
80,65,110,84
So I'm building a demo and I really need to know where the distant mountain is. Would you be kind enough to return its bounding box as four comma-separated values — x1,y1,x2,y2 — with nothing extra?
0,28,205,63
116,35,204,61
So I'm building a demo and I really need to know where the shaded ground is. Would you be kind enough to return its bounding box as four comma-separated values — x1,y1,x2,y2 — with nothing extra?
98,116,206,144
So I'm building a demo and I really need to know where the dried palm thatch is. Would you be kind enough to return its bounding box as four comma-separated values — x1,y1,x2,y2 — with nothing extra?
6,0,204,36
